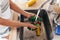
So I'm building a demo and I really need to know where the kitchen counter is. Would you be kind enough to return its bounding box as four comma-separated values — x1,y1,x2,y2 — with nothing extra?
13,0,50,10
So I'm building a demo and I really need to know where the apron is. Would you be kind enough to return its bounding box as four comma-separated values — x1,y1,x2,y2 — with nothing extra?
0,0,13,37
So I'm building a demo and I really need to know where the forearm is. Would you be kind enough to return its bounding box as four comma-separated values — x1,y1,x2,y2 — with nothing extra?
0,17,29,27
10,0,30,18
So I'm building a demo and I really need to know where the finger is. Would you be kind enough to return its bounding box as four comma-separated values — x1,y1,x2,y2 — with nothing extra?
29,24,37,28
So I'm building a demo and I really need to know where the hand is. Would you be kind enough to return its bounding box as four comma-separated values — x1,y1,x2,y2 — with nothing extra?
26,12,36,18
24,22,37,28
15,21,36,29
53,4,60,14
